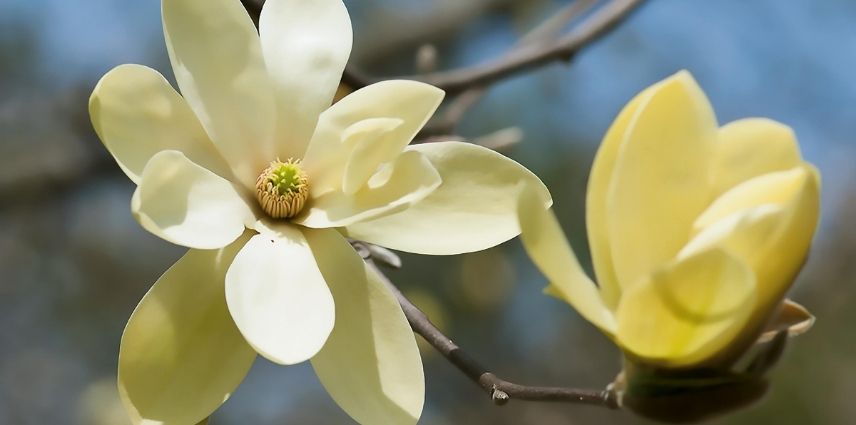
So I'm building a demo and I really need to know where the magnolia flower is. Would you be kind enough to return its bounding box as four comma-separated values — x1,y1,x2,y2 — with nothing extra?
517,71,819,378
89,0,549,423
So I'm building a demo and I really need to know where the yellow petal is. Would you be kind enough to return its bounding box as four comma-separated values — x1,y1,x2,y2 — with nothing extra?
119,234,256,425
616,248,756,367
89,64,232,184
163,0,276,189
694,166,814,232
712,118,801,196
682,205,785,264
131,150,254,249
259,0,353,159
225,224,335,365
607,71,718,291
768,170,822,271
517,184,616,333
302,80,444,183
756,299,815,343
586,80,658,309
682,165,820,338
344,142,551,255
296,150,441,228
306,228,424,425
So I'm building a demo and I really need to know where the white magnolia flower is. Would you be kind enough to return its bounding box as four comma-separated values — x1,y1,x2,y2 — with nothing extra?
89,0,550,424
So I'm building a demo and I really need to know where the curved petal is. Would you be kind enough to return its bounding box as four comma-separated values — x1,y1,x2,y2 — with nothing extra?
302,80,444,180
342,118,408,195
131,150,253,249
586,81,658,309
163,0,276,188
681,205,785,263
307,117,405,197
681,164,820,335
607,71,718,291
259,0,353,159
753,165,820,304
756,299,814,343
89,64,232,183
616,248,756,368
344,142,551,255
517,185,616,332
712,118,802,196
305,228,424,425
694,166,815,232
119,234,256,425
225,225,335,365
296,150,441,228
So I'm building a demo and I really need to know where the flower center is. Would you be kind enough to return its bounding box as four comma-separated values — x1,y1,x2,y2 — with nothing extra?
255,159,310,219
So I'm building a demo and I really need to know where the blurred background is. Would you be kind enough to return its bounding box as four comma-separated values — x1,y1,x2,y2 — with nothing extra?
1,0,855,423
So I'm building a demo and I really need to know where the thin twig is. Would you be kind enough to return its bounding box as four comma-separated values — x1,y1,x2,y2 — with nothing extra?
418,88,487,137
471,127,523,151
343,0,647,95
518,0,598,47
366,260,619,408
417,0,601,138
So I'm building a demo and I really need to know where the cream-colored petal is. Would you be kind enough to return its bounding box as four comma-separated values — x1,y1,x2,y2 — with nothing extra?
302,80,444,181
712,118,802,196
259,0,353,159
89,64,232,183
756,299,815,343
163,0,276,189
586,82,658,309
607,71,718,291
517,184,616,333
119,234,256,425
305,228,424,425
342,118,408,195
131,150,253,250
616,248,756,368
225,225,335,365
296,150,440,228
307,117,405,196
343,142,551,255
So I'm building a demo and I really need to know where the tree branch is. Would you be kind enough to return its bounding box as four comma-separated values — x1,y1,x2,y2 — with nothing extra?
365,260,619,408
343,0,647,95
416,0,599,139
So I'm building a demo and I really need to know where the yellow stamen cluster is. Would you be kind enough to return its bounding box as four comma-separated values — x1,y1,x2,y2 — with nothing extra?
255,159,310,219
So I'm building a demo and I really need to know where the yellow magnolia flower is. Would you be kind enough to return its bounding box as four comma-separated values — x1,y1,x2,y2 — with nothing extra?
517,71,819,372
89,0,550,423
